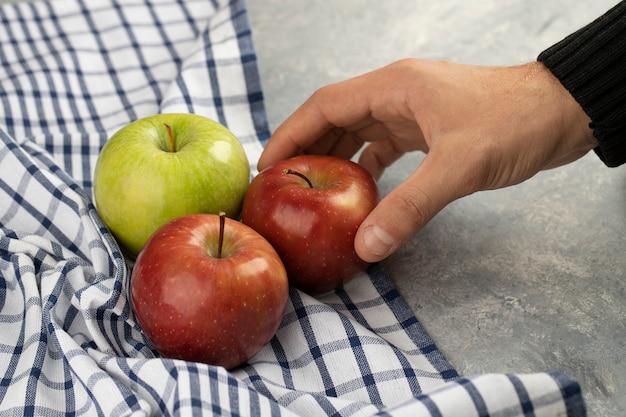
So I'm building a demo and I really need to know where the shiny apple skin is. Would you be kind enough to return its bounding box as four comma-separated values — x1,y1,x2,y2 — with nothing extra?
241,155,378,295
94,113,250,258
130,213,289,370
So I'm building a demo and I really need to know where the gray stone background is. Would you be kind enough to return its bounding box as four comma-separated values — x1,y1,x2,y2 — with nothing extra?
0,0,623,416
246,1,625,416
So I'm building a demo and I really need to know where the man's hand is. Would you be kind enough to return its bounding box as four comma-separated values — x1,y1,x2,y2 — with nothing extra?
258,59,596,263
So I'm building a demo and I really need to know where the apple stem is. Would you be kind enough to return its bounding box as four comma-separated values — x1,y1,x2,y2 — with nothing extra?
164,123,175,153
283,169,313,188
217,211,226,259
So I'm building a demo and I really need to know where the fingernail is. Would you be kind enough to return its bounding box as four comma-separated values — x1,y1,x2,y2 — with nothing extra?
362,224,395,257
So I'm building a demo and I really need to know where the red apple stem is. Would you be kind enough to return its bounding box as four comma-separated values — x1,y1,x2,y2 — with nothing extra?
217,211,226,259
164,123,175,153
283,169,313,188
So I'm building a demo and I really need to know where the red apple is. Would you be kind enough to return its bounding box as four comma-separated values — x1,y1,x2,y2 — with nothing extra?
241,155,378,295
130,213,289,369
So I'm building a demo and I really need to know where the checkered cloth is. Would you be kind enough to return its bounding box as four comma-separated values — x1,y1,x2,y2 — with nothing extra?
0,0,586,415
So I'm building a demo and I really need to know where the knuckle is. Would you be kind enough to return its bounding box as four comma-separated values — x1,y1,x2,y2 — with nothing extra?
393,185,435,229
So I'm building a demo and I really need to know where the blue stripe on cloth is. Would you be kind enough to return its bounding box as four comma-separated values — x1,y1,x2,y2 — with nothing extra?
111,0,164,104
45,1,107,134
292,290,339,399
334,279,422,400
365,264,459,382
458,377,489,416
76,0,138,123
200,27,225,124
508,374,537,417
229,0,269,145
0,8,29,137
548,370,587,417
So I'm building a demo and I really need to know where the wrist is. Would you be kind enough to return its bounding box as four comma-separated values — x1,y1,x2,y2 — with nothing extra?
538,1,626,166
534,62,597,153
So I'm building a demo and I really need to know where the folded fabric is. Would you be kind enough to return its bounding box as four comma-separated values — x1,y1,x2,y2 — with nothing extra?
0,0,586,416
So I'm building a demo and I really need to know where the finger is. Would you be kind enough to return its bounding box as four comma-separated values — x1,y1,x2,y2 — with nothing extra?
258,107,333,170
320,120,401,162
357,137,406,180
304,128,345,156
258,75,375,170
306,128,365,161
354,148,467,263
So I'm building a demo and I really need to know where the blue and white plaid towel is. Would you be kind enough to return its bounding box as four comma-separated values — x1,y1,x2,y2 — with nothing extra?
0,0,586,415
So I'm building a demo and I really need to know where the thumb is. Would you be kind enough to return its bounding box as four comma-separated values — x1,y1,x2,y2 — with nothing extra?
355,151,466,263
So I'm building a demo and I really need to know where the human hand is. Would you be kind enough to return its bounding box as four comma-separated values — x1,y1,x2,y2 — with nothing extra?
258,59,596,263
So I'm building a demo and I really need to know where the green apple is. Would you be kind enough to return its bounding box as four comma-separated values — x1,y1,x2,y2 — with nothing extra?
93,113,250,257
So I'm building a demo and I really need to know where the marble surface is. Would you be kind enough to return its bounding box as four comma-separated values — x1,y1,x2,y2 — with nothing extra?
246,1,626,416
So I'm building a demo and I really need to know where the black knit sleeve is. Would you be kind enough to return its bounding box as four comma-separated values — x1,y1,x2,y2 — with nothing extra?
538,1,626,167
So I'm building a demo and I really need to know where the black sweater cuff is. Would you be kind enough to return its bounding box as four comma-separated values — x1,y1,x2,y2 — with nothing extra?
538,1,626,167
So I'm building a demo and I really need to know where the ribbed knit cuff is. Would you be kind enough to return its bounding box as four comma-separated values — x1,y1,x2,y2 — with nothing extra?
538,1,626,167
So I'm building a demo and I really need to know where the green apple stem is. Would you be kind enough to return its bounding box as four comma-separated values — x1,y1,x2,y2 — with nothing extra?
283,169,313,188
217,211,226,259
164,123,175,153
